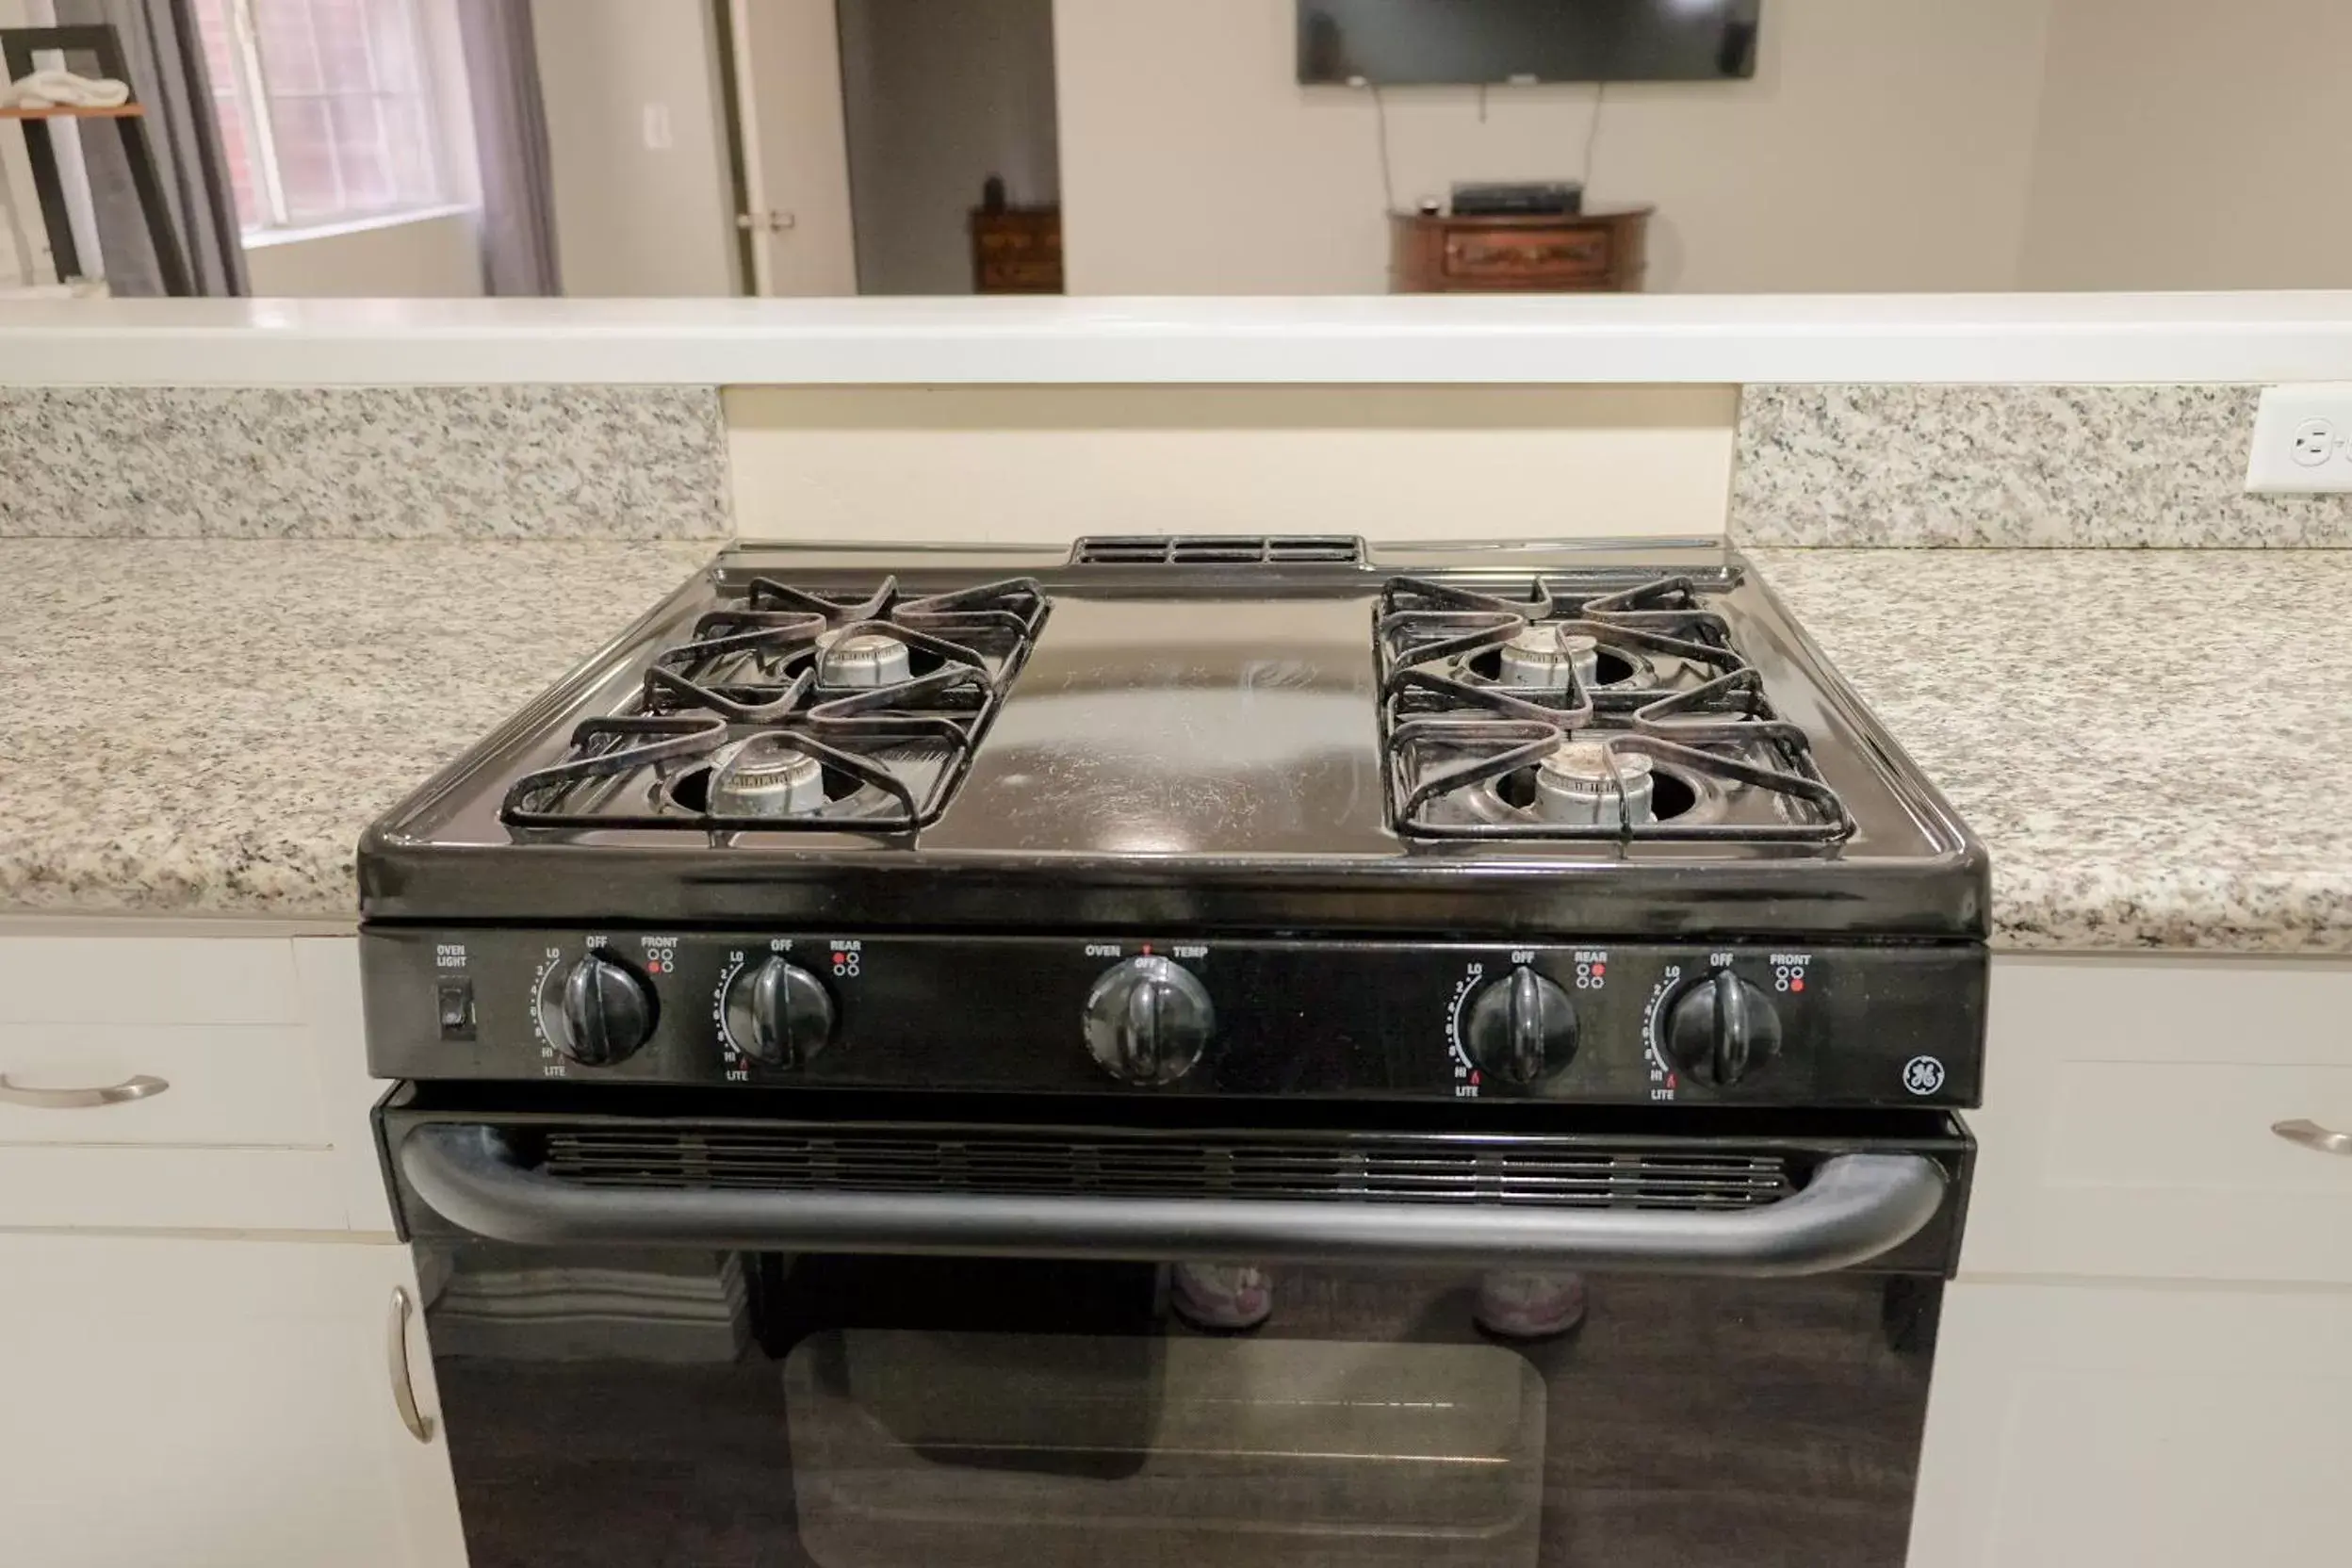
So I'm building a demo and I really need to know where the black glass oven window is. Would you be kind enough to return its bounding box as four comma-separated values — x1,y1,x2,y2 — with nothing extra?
421,1248,1936,1567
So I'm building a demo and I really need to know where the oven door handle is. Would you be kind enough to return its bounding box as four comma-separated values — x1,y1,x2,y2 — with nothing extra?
400,1124,1947,1277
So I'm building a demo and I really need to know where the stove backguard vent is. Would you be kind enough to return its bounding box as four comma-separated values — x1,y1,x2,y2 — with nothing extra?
1072,535,1365,566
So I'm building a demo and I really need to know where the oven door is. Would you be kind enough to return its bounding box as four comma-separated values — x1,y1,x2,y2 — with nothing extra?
381,1091,1970,1568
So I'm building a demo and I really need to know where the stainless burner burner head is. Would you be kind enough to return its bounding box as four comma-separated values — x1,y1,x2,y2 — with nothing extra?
1497,626,1601,691
821,631,914,689
1534,741,1656,827
708,738,828,817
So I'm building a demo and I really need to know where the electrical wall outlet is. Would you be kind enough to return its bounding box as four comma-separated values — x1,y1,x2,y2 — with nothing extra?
2246,384,2352,492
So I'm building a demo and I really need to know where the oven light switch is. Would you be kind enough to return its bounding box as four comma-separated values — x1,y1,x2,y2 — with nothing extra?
436,980,477,1040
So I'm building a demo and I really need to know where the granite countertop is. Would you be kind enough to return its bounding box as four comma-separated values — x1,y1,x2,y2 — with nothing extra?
1751,547,2352,953
0,538,715,918
7,539,2347,953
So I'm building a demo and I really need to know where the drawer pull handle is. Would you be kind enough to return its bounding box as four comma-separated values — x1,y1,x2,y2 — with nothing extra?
2274,1119,2352,1156
0,1072,169,1109
387,1286,435,1445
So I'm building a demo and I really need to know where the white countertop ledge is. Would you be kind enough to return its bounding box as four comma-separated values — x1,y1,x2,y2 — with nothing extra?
7,293,2352,385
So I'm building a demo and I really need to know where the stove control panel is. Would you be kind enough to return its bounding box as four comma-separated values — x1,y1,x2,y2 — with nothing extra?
365,931,1986,1109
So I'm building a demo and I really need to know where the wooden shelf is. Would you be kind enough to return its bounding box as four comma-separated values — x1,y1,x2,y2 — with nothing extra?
0,103,143,120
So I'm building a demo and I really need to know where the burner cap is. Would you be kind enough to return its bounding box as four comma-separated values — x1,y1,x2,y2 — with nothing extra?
1497,626,1600,691
822,630,913,689
708,737,828,818
1533,741,1655,827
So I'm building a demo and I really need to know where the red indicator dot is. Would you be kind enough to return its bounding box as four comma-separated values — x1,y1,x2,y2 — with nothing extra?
1791,978,1805,992
1141,943,1153,956
1469,1070,1481,1086
1592,963,1607,976
1666,1072,1679,1089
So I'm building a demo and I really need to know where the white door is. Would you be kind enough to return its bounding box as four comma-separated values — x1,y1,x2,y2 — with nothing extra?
1909,1279,2352,1568
0,1233,467,1568
727,0,858,294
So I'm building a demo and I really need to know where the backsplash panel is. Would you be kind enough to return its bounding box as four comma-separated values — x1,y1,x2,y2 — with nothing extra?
1734,384,2352,547
0,386,730,540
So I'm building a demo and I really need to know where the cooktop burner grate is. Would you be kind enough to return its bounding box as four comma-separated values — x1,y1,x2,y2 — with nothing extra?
501,575,1046,836
1377,572,1856,843
538,1125,1799,1211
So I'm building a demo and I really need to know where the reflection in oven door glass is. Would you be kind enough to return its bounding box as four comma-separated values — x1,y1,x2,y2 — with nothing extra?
417,1248,1936,1568
788,1330,1544,1567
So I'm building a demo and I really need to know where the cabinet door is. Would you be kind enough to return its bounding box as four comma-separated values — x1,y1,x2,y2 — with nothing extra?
1964,956,2352,1284
1909,1279,2352,1568
0,1233,466,1568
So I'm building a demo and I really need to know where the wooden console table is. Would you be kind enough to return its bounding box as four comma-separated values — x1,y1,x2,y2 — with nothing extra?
1390,205,1653,293
969,204,1062,294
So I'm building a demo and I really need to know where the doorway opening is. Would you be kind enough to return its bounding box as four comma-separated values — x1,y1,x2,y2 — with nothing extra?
721,0,1061,297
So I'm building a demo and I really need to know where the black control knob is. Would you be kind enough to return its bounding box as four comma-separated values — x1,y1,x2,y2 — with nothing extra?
550,954,657,1067
1084,956,1215,1086
722,957,836,1069
1464,966,1578,1086
1665,969,1782,1088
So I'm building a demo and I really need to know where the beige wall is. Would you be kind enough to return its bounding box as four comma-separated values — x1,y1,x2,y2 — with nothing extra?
2018,0,2352,290
1054,0,2053,294
242,213,482,298
725,384,1739,543
837,0,1058,295
532,0,738,296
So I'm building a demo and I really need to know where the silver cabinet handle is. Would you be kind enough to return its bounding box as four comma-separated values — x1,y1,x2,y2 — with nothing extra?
2274,1119,2352,1156
0,1072,168,1109
387,1286,435,1445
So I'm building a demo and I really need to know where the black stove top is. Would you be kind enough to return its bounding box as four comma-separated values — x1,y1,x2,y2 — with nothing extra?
362,537,1983,939
361,538,1986,1111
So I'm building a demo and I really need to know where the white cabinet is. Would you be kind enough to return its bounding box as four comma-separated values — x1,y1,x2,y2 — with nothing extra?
1910,1279,2352,1568
0,935,392,1232
0,1232,466,1568
1962,956,2352,1284
1908,954,2352,1568
0,928,453,1562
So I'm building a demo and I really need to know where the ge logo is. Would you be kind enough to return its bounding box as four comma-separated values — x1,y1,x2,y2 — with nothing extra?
1902,1055,1947,1096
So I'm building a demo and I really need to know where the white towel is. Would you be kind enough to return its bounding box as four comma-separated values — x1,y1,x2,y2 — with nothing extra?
4,70,133,109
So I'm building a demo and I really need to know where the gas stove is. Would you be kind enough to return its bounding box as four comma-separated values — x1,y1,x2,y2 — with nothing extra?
367,534,1985,1568
361,536,1985,1113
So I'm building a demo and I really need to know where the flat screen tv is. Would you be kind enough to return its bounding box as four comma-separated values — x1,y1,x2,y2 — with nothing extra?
1298,1,1761,86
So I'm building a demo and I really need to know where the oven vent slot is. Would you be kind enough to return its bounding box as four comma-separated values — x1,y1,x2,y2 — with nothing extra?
1072,535,1365,566
538,1127,1795,1211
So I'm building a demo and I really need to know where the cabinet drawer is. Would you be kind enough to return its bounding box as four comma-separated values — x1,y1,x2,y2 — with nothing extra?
0,938,301,1025
0,1021,329,1146
1963,956,2352,1283
979,259,1063,291
0,935,394,1233
976,227,1059,257
1443,227,1611,283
